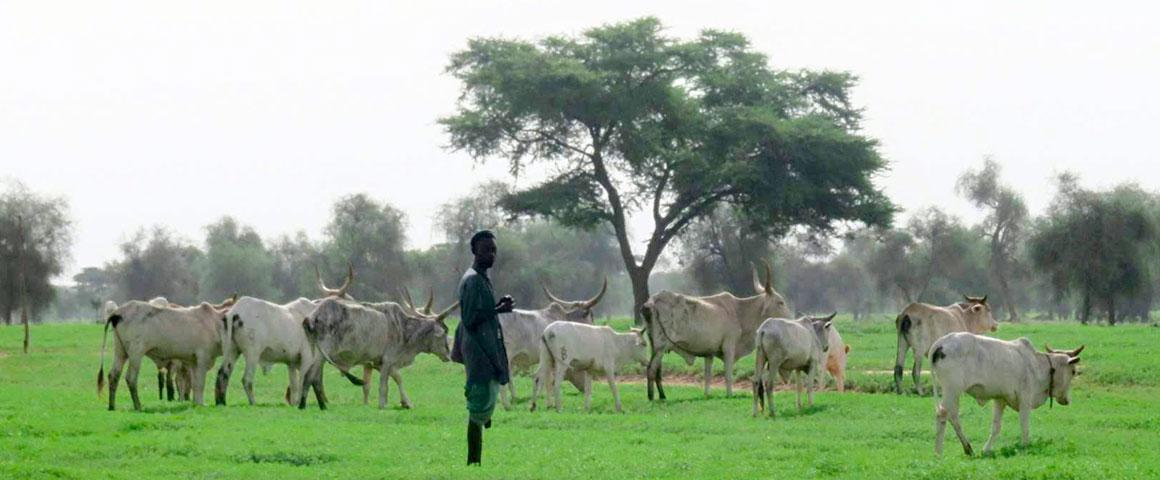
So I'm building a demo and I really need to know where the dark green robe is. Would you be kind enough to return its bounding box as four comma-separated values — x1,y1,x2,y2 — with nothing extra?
453,267,510,386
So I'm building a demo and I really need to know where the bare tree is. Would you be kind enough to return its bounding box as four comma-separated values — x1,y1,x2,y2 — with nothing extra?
957,158,1028,321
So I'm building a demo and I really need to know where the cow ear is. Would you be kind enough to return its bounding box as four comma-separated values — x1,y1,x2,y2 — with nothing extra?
823,321,833,330
1068,357,1081,365
971,304,983,313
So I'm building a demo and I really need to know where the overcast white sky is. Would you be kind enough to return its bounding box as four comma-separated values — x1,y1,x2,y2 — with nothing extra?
2,1,1157,279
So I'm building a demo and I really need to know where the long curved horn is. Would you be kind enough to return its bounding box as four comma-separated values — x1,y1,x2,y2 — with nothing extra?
399,287,416,310
752,263,764,294
760,259,774,294
583,278,608,309
434,301,460,323
543,284,568,306
316,265,337,295
1044,343,1057,354
333,263,354,298
1070,345,1085,357
423,287,435,315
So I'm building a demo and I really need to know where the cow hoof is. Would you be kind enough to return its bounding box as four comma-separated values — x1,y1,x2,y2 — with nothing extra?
963,445,974,456
401,403,412,410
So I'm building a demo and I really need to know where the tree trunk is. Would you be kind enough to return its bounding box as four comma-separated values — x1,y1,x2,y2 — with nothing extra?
1106,295,1117,326
1080,293,1091,325
629,267,651,326
18,215,30,353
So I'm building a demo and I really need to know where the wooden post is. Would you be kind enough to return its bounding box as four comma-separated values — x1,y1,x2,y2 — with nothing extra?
18,215,29,354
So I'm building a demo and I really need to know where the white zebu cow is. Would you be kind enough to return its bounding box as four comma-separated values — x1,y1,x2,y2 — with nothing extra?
301,297,455,410
894,296,998,395
215,266,354,407
97,300,231,410
930,333,1083,456
530,322,648,413
641,261,792,400
214,297,320,406
752,314,833,417
496,280,606,409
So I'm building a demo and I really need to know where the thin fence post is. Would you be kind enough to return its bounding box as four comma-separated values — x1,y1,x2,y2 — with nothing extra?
18,215,30,354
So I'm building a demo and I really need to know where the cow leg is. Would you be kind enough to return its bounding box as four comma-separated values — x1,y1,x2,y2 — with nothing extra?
107,349,127,411
912,355,925,396
582,372,592,411
310,362,328,410
766,369,777,418
389,368,412,409
378,366,390,410
285,364,300,406
983,401,1005,454
362,365,373,406
553,365,567,413
125,354,143,411
944,395,972,455
702,356,713,397
242,351,259,406
165,365,176,401
724,344,737,398
157,371,166,400
191,356,211,407
1018,404,1031,448
935,400,949,456
607,372,622,413
499,379,511,411
508,380,517,405
806,364,817,408
794,370,803,411
646,350,666,401
297,361,315,410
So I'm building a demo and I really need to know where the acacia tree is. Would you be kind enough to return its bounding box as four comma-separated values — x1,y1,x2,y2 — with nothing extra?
442,18,894,321
957,158,1028,321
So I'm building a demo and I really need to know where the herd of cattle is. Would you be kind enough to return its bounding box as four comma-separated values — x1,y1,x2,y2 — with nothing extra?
94,261,1085,456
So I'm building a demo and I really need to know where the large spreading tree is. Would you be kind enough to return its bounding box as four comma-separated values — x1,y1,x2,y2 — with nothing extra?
442,18,895,320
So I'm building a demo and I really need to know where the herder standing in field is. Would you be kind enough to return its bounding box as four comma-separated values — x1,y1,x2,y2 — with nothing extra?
451,230,514,466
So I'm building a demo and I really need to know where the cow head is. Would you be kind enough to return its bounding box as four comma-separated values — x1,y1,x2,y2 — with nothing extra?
961,295,998,333
808,312,836,353
629,328,649,366
543,278,608,324
403,301,458,362
1044,344,1084,406
752,260,792,319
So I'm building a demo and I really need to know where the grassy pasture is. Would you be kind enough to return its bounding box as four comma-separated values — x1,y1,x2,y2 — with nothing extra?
1,317,1157,479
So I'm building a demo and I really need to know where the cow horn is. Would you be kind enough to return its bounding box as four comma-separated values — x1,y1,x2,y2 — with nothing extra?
825,311,837,321
980,295,988,304
1070,345,1085,356
423,287,434,315
434,301,460,323
752,263,764,294
1044,343,1058,354
543,284,568,306
315,265,335,295
399,287,416,310
583,278,608,309
760,259,774,294
963,295,973,304
334,263,354,298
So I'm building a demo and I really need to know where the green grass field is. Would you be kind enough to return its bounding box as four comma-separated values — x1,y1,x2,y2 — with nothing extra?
2,317,1157,479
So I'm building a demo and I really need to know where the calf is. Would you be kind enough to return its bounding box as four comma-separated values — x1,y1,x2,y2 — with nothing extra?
97,301,230,410
301,297,455,410
822,325,850,392
752,313,833,417
530,322,648,413
930,332,1083,456
496,279,606,409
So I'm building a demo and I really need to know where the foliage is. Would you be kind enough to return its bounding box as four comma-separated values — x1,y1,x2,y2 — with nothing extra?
1029,176,1159,324
197,216,276,301
0,180,73,323
441,17,895,320
321,193,410,301
108,227,202,305
678,206,773,295
268,231,324,302
957,158,1029,320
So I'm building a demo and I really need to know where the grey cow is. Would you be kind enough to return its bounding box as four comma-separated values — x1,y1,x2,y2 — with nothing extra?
752,313,833,417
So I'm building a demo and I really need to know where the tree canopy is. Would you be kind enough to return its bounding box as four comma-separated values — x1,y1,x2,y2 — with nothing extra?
442,17,895,319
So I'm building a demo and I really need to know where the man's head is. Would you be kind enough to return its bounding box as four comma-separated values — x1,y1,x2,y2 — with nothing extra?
470,230,497,270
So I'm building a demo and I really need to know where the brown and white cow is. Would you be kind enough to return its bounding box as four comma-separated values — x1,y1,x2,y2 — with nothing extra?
495,279,606,409
640,261,792,400
752,314,833,417
529,322,648,413
301,297,455,410
930,333,1083,456
894,296,998,395
823,323,850,392
97,300,233,410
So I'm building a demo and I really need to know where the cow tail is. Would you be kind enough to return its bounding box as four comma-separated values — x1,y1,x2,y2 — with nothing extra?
930,346,944,407
314,342,365,386
754,330,766,410
894,314,911,393
97,315,113,396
